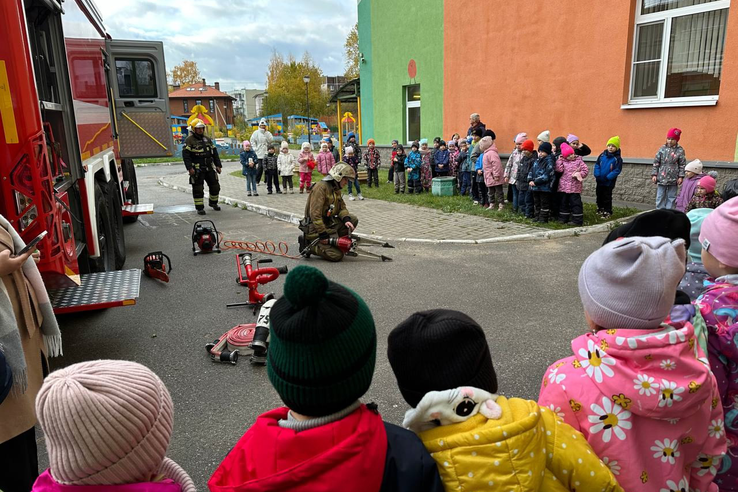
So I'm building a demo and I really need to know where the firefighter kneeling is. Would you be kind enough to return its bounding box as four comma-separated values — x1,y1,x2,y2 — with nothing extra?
183,119,222,215
299,163,358,262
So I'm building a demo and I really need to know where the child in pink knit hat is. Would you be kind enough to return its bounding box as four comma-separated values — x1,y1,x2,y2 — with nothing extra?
695,197,738,489
686,175,723,213
555,142,589,225
32,360,195,492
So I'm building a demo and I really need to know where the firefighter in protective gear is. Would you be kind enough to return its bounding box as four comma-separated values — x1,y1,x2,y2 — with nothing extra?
300,163,359,262
183,119,222,215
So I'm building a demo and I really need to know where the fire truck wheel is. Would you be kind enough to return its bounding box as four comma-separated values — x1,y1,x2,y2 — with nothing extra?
91,182,116,272
122,159,139,224
106,179,127,269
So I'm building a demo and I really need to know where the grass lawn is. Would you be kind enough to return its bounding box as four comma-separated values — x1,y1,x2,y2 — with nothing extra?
229,170,639,229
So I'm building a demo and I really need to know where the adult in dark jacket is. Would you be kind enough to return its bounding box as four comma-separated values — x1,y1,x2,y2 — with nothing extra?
208,266,444,492
326,137,341,165
466,113,486,137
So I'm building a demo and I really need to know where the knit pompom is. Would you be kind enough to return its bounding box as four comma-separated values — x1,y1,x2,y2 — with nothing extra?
284,266,328,307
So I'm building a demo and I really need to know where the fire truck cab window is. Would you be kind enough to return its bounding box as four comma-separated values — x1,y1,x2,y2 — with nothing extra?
115,59,157,98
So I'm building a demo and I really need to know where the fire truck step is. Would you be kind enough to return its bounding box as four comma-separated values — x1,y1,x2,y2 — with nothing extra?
48,269,141,314
122,203,154,216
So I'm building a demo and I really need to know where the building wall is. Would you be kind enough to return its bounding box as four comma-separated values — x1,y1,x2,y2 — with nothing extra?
443,1,738,162
358,0,374,143
360,0,444,145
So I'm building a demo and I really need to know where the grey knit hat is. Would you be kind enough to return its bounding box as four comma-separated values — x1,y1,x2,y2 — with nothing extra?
579,236,686,329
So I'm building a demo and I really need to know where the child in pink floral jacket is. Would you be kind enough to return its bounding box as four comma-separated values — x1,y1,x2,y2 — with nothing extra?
695,197,738,490
539,236,726,492
555,142,589,225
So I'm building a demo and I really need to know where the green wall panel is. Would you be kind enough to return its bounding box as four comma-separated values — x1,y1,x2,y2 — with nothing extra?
360,0,443,145
358,0,374,142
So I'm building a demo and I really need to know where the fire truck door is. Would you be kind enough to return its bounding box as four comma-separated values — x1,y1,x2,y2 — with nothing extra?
105,40,174,158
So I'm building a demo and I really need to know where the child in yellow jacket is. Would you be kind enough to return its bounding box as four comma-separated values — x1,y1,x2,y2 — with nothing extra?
388,309,623,492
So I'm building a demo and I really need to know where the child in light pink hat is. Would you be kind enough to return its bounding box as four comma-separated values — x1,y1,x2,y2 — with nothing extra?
695,197,738,489
32,360,195,492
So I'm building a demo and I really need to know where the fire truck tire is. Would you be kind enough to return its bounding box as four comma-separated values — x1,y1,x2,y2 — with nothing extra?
91,182,116,272
106,179,127,269
122,159,139,224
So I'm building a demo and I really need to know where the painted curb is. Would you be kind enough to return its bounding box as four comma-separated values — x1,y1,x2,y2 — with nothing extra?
158,177,639,244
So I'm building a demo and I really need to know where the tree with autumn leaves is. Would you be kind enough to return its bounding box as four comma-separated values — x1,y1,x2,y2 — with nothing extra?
263,51,331,127
168,60,202,88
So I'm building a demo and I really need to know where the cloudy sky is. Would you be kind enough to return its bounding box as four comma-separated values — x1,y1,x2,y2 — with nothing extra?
97,0,357,92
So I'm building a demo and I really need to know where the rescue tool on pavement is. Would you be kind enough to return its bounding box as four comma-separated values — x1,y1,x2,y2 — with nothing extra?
192,220,222,255
300,234,394,262
206,299,275,365
226,253,288,313
143,252,172,283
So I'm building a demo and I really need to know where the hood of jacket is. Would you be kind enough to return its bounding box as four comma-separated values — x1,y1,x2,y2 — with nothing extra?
208,405,387,492
420,397,549,490
477,136,493,153
417,396,620,492
570,321,712,419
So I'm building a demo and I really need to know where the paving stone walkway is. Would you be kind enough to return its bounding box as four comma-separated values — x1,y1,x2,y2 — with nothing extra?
159,167,547,242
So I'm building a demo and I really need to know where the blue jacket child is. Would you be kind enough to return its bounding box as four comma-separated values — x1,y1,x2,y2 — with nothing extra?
594,148,623,187
240,146,258,176
406,149,422,180
434,145,450,174
527,153,556,192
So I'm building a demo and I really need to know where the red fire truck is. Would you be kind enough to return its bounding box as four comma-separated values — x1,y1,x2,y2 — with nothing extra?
0,0,175,313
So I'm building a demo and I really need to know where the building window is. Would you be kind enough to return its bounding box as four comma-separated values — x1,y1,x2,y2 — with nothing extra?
405,85,420,143
209,99,215,113
183,100,189,113
115,59,157,98
629,0,729,105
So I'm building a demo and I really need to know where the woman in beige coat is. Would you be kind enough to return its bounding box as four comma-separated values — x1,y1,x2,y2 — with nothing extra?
0,215,62,492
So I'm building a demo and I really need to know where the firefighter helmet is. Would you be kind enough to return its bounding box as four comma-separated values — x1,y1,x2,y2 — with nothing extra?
328,162,356,181
191,119,206,129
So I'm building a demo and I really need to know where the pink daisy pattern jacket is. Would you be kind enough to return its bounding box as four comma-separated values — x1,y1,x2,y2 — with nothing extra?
538,321,726,492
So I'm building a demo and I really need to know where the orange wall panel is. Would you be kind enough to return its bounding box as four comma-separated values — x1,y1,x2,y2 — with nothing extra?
444,1,738,161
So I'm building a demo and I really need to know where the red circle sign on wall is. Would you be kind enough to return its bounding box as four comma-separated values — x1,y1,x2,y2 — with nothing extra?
408,59,417,78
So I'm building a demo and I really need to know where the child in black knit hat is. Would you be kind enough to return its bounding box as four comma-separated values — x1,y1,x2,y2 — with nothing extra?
388,309,622,492
209,266,443,492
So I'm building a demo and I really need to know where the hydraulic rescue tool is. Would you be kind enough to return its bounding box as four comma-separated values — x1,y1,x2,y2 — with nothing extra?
143,251,172,283
206,299,275,365
192,220,221,255
300,234,394,261
226,253,288,313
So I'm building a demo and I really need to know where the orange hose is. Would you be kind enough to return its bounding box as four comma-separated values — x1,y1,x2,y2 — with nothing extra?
221,237,302,260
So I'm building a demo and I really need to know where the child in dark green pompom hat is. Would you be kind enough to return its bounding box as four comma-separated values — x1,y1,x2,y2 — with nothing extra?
208,266,444,492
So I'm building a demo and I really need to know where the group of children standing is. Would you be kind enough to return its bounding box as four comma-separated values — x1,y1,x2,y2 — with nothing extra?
24,195,738,492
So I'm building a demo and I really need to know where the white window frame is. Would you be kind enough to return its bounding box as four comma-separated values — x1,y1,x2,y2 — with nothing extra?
405,85,420,145
623,0,730,109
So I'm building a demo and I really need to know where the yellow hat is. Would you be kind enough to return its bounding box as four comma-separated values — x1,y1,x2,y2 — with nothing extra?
607,136,621,150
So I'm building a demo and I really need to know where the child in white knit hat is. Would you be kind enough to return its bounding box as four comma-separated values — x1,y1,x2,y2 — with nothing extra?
32,360,195,492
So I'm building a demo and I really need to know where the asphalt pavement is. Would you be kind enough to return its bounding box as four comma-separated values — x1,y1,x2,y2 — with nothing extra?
43,164,610,487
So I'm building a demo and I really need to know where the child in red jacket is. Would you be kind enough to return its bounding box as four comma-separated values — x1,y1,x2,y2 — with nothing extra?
208,266,444,492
